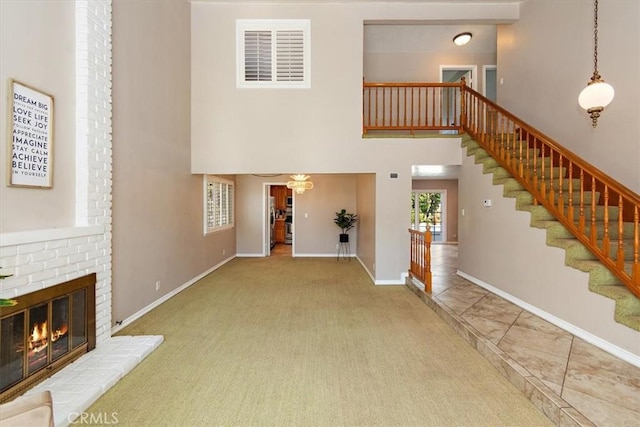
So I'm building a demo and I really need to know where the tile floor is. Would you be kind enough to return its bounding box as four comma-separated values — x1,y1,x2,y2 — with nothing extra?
407,243,640,427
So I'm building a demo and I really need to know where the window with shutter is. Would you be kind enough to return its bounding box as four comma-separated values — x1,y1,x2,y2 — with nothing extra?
204,176,234,234
244,30,272,82
237,20,310,88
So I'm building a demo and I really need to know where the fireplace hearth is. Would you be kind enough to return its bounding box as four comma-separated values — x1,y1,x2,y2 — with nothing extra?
0,273,96,403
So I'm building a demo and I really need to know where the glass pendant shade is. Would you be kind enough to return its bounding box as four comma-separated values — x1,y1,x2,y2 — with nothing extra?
286,174,313,194
578,80,615,111
578,0,614,127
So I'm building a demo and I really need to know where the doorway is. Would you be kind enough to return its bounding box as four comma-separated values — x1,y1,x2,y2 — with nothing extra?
410,190,446,243
264,183,292,257
440,66,477,131
482,65,497,102
440,65,476,88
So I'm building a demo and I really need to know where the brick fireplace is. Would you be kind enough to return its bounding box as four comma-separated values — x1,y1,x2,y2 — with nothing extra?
0,273,96,403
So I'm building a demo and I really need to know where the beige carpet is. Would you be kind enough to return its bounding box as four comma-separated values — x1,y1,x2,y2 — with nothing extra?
88,257,552,426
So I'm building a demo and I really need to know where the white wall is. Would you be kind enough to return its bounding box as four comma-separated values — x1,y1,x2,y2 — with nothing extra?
356,174,376,278
497,0,640,193
111,0,237,324
190,2,516,175
0,0,76,232
364,24,497,89
0,0,113,344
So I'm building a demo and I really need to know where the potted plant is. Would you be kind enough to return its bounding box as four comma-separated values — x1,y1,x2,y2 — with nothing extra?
334,209,358,242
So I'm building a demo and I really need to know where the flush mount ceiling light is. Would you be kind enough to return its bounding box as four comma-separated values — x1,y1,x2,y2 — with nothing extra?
578,0,614,127
286,174,314,194
453,32,472,46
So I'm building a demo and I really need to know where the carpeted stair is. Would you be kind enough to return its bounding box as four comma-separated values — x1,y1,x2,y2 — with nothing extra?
461,133,640,332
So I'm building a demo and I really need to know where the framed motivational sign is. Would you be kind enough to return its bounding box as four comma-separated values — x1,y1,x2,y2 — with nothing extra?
7,79,54,188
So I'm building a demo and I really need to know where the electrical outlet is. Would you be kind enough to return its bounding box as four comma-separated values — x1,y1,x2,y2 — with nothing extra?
155,281,160,291
222,249,226,256
336,243,339,249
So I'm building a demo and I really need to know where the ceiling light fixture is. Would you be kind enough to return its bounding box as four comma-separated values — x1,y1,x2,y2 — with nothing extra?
286,174,314,194
453,32,472,46
578,0,614,127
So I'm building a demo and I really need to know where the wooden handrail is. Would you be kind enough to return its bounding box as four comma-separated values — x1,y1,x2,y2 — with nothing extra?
408,229,432,292
365,79,640,299
460,83,640,298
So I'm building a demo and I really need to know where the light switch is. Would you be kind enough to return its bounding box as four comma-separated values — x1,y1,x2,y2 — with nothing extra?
304,213,308,218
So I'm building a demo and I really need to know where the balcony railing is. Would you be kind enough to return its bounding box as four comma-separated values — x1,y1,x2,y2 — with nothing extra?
370,79,640,298
363,82,463,134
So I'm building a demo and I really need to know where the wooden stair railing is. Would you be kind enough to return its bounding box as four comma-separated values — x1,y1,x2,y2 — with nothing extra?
365,79,640,299
461,82,640,299
409,229,432,293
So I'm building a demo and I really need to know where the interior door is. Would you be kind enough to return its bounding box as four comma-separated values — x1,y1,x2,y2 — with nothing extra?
483,65,497,102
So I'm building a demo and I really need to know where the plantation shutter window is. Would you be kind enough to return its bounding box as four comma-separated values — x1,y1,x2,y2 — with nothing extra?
276,30,304,82
244,30,272,82
237,20,310,88
204,176,234,234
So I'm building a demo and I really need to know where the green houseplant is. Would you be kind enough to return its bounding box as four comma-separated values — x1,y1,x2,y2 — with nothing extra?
334,209,358,242
0,268,17,307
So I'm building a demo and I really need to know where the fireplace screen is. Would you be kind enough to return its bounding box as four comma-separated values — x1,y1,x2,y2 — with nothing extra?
0,274,95,402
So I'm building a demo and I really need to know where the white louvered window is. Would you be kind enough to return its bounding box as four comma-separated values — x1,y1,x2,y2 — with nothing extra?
237,19,310,88
204,176,234,234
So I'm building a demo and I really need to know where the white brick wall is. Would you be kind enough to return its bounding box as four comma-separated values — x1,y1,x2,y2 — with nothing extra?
0,0,113,345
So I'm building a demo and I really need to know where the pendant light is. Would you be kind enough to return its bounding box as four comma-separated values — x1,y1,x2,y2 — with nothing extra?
578,0,614,127
286,174,313,194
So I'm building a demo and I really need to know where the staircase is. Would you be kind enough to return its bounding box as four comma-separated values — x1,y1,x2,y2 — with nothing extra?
461,133,640,332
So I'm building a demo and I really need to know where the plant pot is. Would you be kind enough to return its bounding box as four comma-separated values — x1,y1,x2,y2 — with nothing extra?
339,233,349,243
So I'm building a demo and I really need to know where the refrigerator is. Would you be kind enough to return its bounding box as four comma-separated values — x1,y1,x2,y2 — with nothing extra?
269,196,276,249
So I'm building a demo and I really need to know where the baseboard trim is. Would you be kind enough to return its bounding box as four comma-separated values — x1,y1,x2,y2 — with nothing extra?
357,257,375,283
294,253,356,258
458,270,640,369
374,272,406,286
111,256,236,335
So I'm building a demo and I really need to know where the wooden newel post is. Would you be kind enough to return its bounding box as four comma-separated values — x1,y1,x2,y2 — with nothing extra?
424,230,432,293
460,77,467,132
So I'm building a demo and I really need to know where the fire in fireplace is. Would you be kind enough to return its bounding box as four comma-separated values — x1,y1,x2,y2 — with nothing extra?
0,274,96,403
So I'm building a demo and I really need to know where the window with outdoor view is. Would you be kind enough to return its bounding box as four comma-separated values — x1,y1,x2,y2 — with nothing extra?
410,191,443,242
